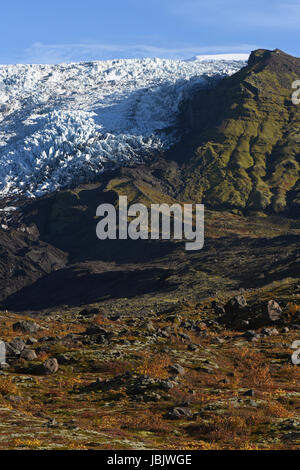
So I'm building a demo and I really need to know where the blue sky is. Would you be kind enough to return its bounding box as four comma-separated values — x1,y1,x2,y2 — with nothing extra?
1,0,300,64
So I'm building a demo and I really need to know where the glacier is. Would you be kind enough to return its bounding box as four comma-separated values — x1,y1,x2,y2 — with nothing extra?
0,56,247,198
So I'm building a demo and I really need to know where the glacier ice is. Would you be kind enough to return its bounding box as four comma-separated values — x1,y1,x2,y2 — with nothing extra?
0,57,246,198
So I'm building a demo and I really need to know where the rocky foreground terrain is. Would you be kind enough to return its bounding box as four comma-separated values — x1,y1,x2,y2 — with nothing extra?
0,277,300,450
0,49,299,450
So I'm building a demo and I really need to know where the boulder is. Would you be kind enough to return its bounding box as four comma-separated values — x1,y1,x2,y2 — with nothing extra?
13,320,40,334
9,338,26,352
84,326,109,336
225,295,247,315
266,300,282,322
56,354,73,365
244,330,260,341
169,364,185,376
212,301,225,315
261,327,279,336
20,349,37,361
41,358,59,375
80,307,100,317
5,343,20,359
27,337,38,345
164,407,193,420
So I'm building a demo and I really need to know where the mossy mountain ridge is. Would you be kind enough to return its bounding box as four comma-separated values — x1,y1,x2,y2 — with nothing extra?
171,49,300,216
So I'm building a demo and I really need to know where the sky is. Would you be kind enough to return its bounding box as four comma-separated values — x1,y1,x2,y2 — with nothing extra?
1,0,300,64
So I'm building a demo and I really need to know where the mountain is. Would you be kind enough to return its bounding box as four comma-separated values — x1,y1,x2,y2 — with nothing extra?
0,48,299,311
173,49,300,216
1,49,300,452
2,49,298,216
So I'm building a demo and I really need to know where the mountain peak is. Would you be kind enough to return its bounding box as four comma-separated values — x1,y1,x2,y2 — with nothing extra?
173,49,300,216
248,48,299,68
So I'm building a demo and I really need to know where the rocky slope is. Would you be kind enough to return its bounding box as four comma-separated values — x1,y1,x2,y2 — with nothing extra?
171,49,300,215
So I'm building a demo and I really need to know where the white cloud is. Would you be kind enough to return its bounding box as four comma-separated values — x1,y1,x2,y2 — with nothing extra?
18,41,256,64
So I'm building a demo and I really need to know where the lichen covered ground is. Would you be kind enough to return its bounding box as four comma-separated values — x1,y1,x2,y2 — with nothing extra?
0,280,299,450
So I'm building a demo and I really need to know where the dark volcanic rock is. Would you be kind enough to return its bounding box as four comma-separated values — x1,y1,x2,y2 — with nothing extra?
212,301,226,316
82,373,176,402
244,330,260,341
164,407,193,420
169,364,185,376
80,307,100,317
220,295,286,330
84,326,109,336
225,295,248,315
56,354,73,365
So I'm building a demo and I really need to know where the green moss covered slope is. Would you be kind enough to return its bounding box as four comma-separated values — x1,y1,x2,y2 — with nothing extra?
173,49,300,216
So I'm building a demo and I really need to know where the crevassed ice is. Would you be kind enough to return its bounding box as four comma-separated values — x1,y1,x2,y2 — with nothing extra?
0,57,246,197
